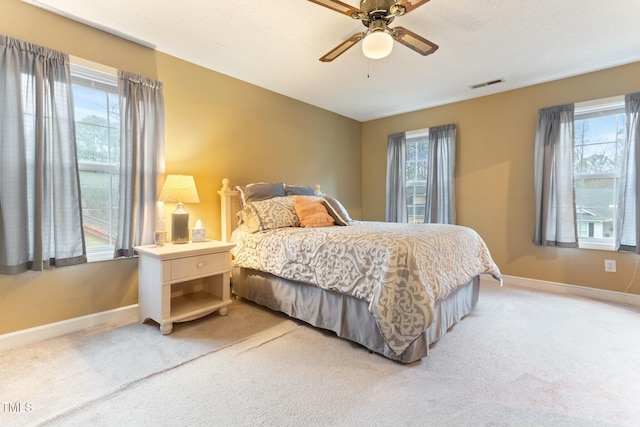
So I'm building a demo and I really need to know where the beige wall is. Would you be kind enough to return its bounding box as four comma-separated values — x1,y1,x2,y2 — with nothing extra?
362,62,640,295
0,0,362,334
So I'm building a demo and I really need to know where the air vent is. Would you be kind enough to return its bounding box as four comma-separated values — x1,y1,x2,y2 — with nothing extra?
469,79,504,89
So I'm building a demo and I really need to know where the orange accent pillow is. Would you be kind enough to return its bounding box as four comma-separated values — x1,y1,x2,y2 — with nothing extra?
292,196,335,228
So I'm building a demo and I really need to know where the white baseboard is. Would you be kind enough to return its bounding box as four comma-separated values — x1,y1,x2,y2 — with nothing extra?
3,276,638,353
481,274,640,308
0,304,138,353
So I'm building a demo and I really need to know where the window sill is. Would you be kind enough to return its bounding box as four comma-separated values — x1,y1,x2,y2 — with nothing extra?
578,240,615,251
86,248,115,262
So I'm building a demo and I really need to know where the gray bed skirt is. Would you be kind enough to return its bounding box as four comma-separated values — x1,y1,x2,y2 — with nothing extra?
232,267,480,364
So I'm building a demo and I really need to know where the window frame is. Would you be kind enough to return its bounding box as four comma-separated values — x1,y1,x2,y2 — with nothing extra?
573,95,626,251
70,61,120,262
405,128,429,224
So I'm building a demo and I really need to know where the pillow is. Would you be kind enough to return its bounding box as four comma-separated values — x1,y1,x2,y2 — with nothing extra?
285,184,316,196
236,182,285,207
236,207,261,233
323,196,352,226
292,196,335,228
247,196,300,231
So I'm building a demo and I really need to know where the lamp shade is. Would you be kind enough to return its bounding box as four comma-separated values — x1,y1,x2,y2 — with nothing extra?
159,175,200,204
362,31,393,59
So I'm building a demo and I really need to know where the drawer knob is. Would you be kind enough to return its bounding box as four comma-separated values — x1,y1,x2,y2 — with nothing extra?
197,262,204,268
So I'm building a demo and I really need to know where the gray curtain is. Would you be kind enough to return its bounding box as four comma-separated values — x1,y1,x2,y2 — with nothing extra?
385,132,407,222
533,104,578,247
115,71,165,257
617,92,640,253
425,124,456,224
0,35,86,274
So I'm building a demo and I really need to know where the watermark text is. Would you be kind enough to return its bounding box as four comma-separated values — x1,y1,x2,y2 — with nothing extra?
1,401,34,413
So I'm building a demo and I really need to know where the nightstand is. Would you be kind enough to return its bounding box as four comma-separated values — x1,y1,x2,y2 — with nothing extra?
135,240,235,334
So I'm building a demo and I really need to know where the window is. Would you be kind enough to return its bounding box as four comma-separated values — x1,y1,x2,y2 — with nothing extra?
70,64,120,261
574,96,626,250
406,129,429,224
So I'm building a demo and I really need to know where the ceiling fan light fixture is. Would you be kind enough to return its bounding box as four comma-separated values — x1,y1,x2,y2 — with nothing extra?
362,31,393,59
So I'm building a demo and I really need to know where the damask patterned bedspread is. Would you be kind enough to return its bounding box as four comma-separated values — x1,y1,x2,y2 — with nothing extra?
231,222,502,355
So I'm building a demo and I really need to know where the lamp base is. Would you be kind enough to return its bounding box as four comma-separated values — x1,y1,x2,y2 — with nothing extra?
171,203,189,244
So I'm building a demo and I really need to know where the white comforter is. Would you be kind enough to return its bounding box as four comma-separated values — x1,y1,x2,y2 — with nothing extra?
232,221,501,355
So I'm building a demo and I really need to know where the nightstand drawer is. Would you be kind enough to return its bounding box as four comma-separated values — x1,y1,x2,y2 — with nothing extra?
170,252,227,281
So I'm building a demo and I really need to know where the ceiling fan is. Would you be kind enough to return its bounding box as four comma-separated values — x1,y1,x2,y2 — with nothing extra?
308,0,439,62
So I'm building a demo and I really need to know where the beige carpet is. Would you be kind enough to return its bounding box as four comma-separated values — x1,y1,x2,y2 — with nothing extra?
1,282,639,426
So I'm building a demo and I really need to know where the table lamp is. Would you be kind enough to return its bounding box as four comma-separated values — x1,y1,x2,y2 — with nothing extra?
159,174,200,243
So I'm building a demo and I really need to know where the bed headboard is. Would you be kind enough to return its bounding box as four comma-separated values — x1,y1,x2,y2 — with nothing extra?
218,178,324,243
218,178,241,243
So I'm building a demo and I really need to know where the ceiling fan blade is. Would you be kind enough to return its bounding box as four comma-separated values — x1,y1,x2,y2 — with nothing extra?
308,0,364,18
391,26,439,56
319,32,365,62
395,0,431,15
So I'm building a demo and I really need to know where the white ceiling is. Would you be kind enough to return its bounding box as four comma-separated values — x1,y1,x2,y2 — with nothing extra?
25,0,640,122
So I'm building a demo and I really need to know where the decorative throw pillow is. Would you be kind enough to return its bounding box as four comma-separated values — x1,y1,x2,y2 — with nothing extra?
236,182,285,207
323,196,352,226
292,196,335,228
247,196,300,231
284,184,316,196
236,207,261,233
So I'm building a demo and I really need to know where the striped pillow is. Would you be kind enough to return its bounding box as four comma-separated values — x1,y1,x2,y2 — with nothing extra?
323,196,352,226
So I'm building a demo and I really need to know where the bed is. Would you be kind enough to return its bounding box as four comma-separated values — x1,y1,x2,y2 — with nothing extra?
219,179,501,363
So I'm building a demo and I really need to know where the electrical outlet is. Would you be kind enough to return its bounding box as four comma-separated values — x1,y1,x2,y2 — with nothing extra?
604,260,616,273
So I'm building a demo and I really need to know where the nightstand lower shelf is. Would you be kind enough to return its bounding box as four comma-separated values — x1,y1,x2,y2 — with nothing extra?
169,292,231,323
